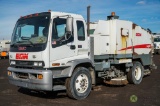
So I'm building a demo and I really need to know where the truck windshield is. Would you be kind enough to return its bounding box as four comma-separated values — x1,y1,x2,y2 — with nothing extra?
154,38,160,42
11,15,50,46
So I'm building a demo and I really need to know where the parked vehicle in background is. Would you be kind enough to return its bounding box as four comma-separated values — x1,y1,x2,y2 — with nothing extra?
153,33,160,54
0,40,10,59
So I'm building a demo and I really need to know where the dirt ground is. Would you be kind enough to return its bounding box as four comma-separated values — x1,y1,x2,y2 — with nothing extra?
0,55,160,106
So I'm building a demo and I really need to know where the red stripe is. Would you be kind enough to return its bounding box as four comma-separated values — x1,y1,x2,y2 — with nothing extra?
119,44,151,51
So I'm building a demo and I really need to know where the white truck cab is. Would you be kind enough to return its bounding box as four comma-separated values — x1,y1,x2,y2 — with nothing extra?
8,11,94,99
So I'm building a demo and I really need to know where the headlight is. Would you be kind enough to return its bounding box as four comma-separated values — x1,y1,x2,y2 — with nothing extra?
38,62,43,66
33,62,43,66
33,62,38,66
10,61,16,65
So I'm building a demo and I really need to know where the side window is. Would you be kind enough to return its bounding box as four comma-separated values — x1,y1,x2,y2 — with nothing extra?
77,21,85,41
51,18,74,48
57,24,66,37
52,18,66,40
39,26,45,36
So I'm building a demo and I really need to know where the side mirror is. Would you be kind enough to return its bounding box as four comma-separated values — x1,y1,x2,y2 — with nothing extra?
66,17,73,35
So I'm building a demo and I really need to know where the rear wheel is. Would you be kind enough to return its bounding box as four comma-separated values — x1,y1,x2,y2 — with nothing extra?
65,67,92,100
127,61,144,84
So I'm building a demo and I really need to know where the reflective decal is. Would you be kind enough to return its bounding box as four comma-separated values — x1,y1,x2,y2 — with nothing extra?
16,53,28,59
136,33,141,36
119,44,151,51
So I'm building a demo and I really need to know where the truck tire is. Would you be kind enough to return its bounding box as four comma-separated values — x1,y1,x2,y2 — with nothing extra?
65,67,92,100
127,61,144,84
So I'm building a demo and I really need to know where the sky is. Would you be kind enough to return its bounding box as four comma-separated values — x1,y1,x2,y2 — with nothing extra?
0,0,160,40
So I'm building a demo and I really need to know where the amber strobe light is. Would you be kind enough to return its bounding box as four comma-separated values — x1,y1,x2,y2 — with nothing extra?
111,12,115,16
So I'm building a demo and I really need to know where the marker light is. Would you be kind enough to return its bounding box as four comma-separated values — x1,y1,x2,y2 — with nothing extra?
35,13,39,16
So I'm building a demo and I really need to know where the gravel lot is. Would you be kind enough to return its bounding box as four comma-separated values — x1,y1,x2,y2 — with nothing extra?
0,55,160,106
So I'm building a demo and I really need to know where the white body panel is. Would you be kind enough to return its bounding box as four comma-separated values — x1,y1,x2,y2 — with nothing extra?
133,26,152,54
92,20,152,55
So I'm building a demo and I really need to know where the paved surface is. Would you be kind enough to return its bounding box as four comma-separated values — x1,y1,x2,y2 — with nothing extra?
0,56,160,106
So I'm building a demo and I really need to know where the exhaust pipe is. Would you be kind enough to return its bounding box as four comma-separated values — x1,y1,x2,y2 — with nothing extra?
87,6,91,37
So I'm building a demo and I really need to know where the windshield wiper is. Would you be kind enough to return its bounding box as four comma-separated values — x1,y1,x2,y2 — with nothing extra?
21,36,30,40
11,41,34,47
10,41,23,47
21,36,34,46
26,39,34,46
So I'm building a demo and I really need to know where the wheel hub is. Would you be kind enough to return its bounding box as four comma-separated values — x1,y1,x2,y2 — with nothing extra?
134,66,142,80
75,74,89,93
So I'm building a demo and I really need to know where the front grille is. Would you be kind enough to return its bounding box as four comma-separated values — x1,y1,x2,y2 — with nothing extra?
16,61,33,66
10,60,44,69
13,60,34,69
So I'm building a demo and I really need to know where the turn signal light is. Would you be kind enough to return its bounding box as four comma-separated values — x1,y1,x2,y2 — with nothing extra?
52,63,60,66
38,74,43,79
8,71,12,76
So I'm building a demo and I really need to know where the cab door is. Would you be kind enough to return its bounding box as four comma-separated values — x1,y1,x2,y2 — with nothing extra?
75,20,89,56
49,17,76,64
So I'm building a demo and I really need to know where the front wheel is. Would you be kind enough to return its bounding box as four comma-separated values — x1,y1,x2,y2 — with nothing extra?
127,61,144,84
65,67,92,100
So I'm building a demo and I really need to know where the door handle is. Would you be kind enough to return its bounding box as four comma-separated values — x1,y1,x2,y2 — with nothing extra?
78,45,82,48
70,45,76,50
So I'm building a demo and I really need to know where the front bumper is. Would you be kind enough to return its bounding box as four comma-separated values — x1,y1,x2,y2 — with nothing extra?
7,67,53,91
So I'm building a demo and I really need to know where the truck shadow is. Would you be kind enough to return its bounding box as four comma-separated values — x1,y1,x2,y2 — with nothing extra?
18,87,67,99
